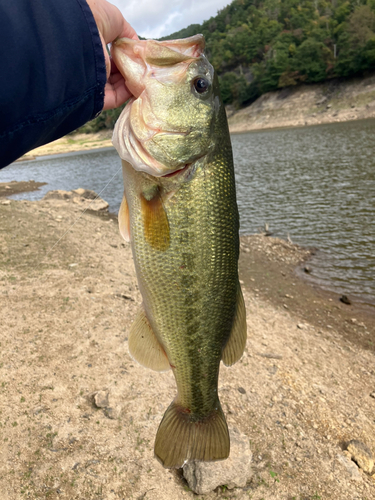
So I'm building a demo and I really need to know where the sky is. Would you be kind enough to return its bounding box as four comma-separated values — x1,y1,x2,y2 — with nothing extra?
110,0,230,39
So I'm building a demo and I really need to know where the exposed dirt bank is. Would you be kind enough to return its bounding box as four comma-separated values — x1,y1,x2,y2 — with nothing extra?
227,73,375,133
17,130,114,162
12,74,375,165
0,181,46,198
1,191,374,499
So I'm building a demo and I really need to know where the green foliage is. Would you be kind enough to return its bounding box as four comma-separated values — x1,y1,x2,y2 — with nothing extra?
71,104,126,134
159,24,202,41
294,38,333,81
160,0,375,107
269,469,280,482
335,5,375,75
80,0,375,131
219,72,248,103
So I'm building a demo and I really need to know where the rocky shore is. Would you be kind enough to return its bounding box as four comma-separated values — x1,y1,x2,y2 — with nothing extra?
0,186,374,499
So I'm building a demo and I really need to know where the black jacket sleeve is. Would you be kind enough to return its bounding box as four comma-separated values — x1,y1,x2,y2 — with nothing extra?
0,0,107,168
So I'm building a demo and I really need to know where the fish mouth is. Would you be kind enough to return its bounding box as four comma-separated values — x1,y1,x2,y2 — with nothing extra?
113,97,203,177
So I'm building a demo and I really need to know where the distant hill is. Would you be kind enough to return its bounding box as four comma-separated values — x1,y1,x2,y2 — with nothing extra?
161,0,375,107
78,0,375,134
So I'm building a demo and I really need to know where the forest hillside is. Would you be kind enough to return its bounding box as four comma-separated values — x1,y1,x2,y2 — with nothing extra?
162,0,375,107
79,0,375,132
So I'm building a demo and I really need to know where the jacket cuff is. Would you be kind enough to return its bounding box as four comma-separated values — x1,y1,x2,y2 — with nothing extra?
75,0,107,119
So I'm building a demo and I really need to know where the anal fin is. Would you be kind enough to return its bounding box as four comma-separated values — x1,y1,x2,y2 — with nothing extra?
222,283,247,366
128,307,170,372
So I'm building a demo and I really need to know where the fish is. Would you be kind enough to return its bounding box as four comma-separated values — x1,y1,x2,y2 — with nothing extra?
111,35,247,469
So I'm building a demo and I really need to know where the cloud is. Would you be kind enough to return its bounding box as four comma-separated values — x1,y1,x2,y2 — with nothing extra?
111,0,230,38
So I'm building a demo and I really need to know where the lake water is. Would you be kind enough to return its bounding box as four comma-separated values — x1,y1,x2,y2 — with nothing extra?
1,119,374,305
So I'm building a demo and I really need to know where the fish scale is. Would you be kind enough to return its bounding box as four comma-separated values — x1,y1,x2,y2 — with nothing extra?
112,34,247,468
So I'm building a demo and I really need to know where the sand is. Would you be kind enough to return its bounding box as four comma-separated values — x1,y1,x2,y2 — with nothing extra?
0,187,374,499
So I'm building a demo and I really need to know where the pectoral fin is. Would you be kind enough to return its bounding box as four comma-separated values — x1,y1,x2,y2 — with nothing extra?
118,193,130,242
222,284,247,366
128,306,170,372
141,188,170,251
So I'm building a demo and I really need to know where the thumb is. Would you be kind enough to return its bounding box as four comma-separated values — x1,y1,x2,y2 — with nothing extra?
87,0,138,76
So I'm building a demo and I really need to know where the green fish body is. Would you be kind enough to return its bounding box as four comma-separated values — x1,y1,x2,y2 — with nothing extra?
112,35,247,468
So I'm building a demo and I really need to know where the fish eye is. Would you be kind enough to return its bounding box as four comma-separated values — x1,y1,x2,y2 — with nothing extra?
193,77,209,94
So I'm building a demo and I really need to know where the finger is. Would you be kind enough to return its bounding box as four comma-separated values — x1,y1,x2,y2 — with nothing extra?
107,71,124,85
99,2,138,44
109,58,120,75
103,79,132,110
118,18,139,41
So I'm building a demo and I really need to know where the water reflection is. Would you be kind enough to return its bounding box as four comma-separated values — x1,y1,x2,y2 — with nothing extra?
1,119,374,304
1,147,124,210
232,119,375,304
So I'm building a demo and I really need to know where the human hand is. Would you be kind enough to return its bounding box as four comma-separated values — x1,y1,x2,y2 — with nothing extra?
86,0,138,110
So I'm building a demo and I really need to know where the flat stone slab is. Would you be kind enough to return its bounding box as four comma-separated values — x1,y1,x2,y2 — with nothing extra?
183,427,252,494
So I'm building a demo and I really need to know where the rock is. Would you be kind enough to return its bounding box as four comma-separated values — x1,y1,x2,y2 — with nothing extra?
258,352,283,359
337,454,362,481
43,190,72,201
340,295,351,305
72,188,98,199
347,440,374,474
72,197,108,211
94,391,109,408
183,427,252,494
103,407,121,419
303,265,311,274
370,392,375,399
115,293,134,301
1,200,11,205
316,97,327,105
43,189,109,212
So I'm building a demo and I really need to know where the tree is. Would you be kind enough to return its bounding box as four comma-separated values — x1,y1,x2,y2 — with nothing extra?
335,5,375,75
293,38,333,81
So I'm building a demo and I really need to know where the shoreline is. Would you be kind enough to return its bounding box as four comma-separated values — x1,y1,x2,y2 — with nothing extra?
1,180,373,316
15,113,375,165
238,234,375,354
16,112,375,162
13,71,375,163
16,130,114,162
1,184,373,345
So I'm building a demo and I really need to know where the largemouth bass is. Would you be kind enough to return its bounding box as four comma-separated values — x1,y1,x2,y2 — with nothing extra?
111,35,247,468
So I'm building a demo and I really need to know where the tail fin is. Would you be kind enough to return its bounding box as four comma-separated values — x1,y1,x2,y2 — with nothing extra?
154,399,229,468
